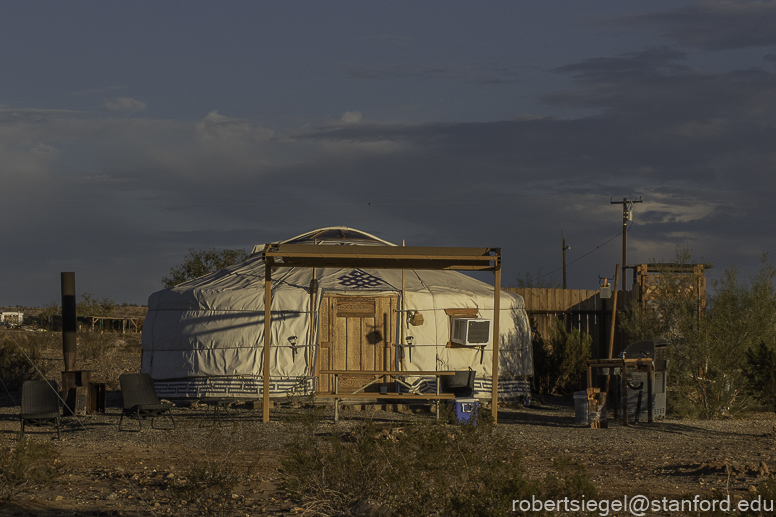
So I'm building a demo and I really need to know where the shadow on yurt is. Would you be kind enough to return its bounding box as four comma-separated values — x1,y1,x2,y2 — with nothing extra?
141,227,533,406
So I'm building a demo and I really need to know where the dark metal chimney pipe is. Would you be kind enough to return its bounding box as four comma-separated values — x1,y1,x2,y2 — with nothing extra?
61,272,77,371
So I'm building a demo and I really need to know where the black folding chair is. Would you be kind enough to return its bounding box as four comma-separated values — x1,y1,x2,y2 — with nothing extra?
20,380,61,439
439,368,477,398
118,373,175,431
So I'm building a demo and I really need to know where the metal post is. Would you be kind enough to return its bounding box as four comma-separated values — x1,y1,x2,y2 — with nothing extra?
61,272,77,372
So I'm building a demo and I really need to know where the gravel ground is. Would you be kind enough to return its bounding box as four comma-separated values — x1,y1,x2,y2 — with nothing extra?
2,390,775,517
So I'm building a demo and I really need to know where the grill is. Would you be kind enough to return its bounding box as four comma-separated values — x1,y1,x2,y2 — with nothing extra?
623,339,668,421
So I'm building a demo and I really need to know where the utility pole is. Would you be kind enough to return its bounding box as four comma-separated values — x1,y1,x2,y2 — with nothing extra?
562,234,570,289
610,196,642,294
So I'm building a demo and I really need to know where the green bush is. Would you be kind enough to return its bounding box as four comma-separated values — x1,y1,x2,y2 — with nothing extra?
282,419,595,516
743,340,776,412
0,436,61,500
532,318,592,395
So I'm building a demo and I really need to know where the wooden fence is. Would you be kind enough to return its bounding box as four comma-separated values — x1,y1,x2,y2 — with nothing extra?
504,287,637,359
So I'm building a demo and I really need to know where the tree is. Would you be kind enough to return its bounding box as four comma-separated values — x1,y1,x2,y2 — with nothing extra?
162,248,248,288
532,317,592,395
514,271,561,289
76,293,115,317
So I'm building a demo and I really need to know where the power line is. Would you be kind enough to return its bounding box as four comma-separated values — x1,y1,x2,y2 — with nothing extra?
534,230,623,281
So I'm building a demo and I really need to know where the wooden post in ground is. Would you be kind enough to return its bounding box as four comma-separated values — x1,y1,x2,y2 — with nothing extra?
491,266,501,423
604,265,620,394
263,262,272,423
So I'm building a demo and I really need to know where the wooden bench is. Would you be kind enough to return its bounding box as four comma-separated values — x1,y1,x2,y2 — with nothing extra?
318,370,457,422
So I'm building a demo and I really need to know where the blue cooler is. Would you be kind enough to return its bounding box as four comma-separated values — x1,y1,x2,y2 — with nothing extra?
449,397,479,424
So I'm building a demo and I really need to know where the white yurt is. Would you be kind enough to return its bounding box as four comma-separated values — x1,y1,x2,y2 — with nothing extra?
141,227,533,401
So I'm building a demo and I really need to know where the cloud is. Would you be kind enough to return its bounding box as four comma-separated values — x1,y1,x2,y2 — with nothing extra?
4,40,776,305
339,111,362,124
102,97,147,113
545,47,776,124
612,1,776,50
0,108,84,123
195,110,273,142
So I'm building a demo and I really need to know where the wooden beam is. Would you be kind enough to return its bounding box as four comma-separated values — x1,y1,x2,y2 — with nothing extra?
315,393,455,400
263,244,500,271
319,370,455,375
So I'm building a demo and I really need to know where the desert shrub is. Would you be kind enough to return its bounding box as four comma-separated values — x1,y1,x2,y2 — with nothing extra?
33,302,60,330
76,332,142,389
281,393,327,429
743,340,776,412
120,334,143,354
282,419,595,516
0,332,49,391
164,424,258,517
532,318,592,395
0,436,61,500
78,332,116,362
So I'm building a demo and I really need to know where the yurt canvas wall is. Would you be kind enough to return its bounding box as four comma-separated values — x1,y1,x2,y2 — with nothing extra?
141,228,533,401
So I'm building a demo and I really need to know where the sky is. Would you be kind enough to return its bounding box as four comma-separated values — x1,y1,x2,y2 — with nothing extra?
2,1,776,307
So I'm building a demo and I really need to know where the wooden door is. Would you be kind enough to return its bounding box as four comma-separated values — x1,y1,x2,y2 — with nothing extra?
316,295,397,394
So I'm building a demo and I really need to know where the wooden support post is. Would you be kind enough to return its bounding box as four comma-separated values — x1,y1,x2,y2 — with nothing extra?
621,362,628,426
436,374,441,421
263,262,272,423
647,362,654,424
604,265,620,394
587,365,593,389
491,267,501,423
334,374,339,423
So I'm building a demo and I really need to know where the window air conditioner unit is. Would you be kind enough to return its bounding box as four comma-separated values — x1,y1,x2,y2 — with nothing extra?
451,318,491,346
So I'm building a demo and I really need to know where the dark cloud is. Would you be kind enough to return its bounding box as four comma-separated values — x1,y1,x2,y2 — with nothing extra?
547,47,776,122
614,1,776,50
4,40,776,304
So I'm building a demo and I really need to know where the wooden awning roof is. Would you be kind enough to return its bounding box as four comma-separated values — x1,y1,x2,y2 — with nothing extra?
262,244,501,271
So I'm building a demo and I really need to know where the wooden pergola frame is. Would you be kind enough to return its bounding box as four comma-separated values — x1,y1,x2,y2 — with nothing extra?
260,243,503,423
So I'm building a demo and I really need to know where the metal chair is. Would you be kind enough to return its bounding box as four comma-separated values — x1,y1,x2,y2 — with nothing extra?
439,368,476,398
118,373,175,431
20,380,61,439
